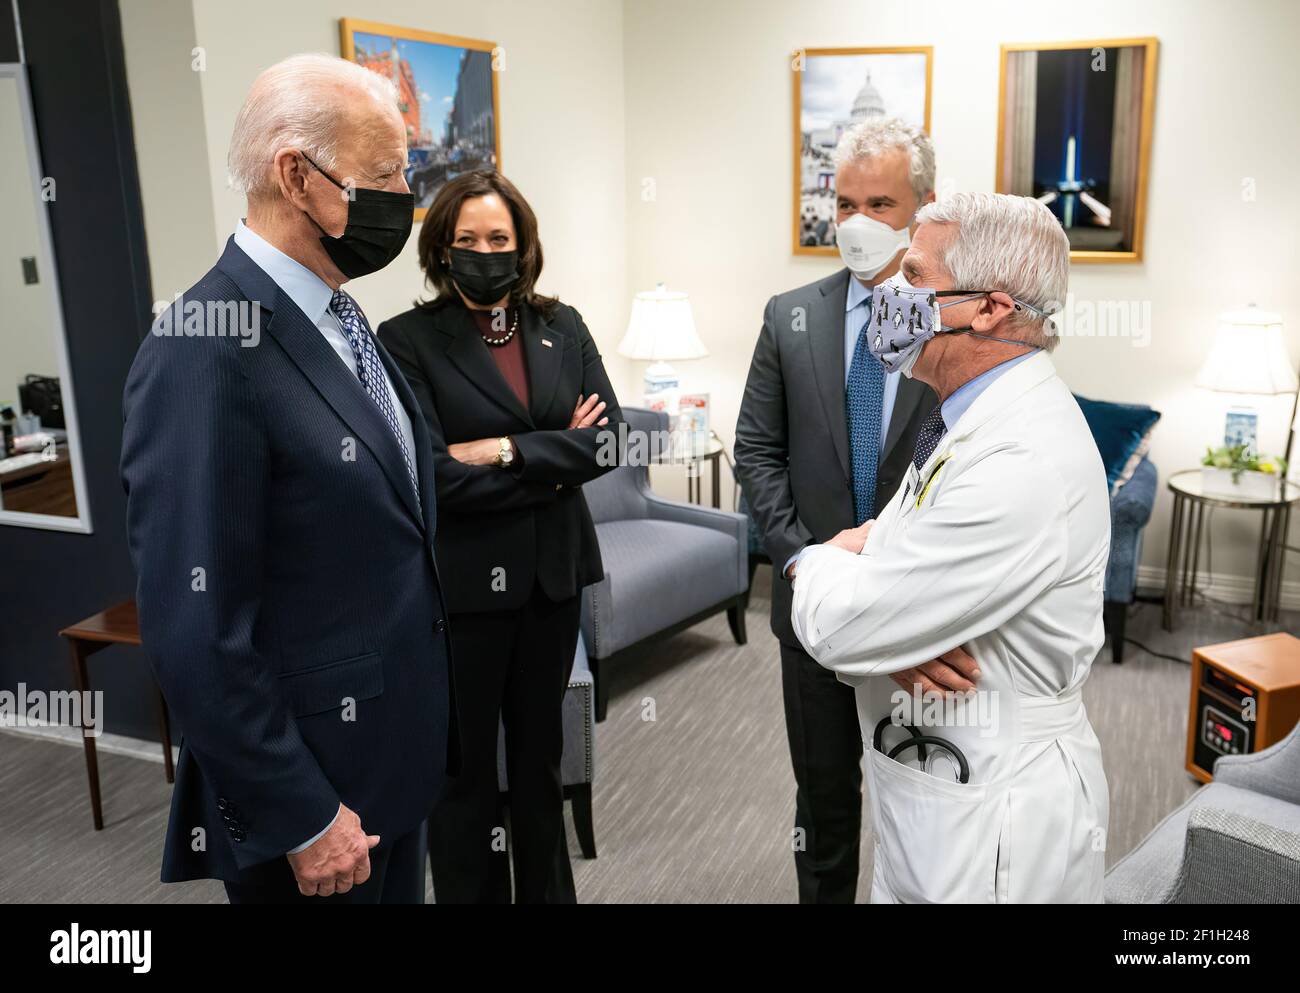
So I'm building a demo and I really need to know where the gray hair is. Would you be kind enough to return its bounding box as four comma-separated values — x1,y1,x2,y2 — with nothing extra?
227,53,400,197
832,116,936,205
915,192,1069,350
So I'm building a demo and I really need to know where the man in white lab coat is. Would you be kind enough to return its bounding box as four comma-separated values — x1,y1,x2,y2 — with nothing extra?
790,192,1111,903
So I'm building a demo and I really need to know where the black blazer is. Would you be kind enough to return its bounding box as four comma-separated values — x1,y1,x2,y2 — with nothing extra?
734,268,938,647
378,299,621,614
121,238,455,883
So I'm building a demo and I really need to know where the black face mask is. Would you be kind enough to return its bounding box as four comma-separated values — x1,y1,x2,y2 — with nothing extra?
300,153,414,279
447,247,520,306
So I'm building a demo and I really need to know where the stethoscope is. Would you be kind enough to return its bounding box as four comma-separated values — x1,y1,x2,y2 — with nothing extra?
872,716,971,784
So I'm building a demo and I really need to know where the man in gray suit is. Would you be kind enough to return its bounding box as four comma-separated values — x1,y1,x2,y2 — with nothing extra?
735,118,976,903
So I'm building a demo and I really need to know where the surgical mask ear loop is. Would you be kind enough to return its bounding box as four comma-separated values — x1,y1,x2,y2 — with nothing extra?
938,292,1050,350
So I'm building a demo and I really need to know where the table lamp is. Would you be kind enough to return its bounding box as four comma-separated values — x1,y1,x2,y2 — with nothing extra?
1194,305,1296,456
618,283,708,397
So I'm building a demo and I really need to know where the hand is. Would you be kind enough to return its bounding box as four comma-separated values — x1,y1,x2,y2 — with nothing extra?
285,803,379,898
827,520,873,555
890,645,981,696
786,520,873,580
448,438,505,466
568,394,608,429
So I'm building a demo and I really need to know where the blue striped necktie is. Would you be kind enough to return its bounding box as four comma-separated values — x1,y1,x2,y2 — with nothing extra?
846,308,885,525
330,290,420,506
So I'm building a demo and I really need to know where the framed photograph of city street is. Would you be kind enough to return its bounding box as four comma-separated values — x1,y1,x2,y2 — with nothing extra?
996,38,1158,263
792,46,932,256
339,18,501,219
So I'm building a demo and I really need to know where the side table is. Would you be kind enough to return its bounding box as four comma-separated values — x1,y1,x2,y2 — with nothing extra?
1163,470,1299,630
59,599,174,829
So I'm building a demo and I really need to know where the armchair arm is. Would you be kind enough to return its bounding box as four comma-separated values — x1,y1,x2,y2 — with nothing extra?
1111,456,1158,529
643,491,749,598
1213,718,1300,806
1170,806,1300,903
1106,456,1157,602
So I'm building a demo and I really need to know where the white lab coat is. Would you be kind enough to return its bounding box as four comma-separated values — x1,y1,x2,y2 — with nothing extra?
792,351,1111,903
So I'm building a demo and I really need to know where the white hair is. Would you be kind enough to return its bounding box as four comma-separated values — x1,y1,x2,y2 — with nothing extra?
832,116,936,204
227,53,400,197
915,192,1069,350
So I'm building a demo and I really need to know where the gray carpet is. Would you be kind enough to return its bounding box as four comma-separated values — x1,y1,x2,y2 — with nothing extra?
1,567,1294,903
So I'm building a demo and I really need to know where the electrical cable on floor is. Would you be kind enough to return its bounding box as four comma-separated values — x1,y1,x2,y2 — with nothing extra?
1171,507,1291,621
1124,575,1292,668
1120,636,1188,665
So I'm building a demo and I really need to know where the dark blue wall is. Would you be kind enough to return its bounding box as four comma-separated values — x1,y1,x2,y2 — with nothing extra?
0,0,156,740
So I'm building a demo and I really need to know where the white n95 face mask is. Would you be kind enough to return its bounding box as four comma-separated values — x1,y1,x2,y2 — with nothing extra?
834,213,911,280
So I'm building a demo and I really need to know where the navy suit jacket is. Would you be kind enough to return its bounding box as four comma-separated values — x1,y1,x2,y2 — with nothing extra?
121,237,457,883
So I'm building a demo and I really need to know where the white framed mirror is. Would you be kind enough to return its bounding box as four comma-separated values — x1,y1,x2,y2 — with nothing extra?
0,63,92,533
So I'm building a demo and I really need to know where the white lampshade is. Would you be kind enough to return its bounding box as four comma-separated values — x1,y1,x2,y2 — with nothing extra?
1194,306,1297,395
618,283,708,362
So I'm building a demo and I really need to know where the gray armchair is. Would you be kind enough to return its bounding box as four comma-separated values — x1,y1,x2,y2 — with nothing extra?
1106,717,1300,902
579,407,749,721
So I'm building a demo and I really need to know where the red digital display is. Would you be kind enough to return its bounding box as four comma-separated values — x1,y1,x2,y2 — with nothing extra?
1217,725,1233,741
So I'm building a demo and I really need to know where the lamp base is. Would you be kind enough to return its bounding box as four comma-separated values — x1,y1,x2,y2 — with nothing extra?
643,361,679,396
1224,405,1258,451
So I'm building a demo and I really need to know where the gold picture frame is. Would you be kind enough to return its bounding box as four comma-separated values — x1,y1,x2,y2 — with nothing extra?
995,37,1158,263
339,17,502,220
792,46,933,257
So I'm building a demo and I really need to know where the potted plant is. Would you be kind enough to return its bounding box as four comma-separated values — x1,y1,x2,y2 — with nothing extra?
1200,444,1288,499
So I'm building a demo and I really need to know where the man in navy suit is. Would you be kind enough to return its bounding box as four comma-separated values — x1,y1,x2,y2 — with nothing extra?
121,54,456,903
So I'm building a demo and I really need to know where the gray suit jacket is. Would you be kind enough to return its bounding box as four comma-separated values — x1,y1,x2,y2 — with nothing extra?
734,268,938,647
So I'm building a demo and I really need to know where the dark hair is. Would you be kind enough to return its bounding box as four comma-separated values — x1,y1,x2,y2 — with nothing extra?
416,170,559,319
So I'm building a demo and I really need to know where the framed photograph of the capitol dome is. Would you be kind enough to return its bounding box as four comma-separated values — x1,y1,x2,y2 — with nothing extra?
995,38,1159,263
792,46,932,256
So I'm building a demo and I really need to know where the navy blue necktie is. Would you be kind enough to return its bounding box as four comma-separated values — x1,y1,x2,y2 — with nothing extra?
846,308,885,525
331,290,420,506
912,407,947,471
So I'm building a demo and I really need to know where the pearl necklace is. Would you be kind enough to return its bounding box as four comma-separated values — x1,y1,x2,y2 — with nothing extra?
481,307,519,346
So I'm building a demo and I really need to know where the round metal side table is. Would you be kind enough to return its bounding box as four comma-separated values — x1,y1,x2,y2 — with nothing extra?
1162,469,1299,630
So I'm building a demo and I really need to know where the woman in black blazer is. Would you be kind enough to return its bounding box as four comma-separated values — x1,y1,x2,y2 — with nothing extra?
377,171,620,903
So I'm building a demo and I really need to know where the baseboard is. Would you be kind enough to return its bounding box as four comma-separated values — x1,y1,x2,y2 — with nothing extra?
0,719,175,765
1135,565,1300,611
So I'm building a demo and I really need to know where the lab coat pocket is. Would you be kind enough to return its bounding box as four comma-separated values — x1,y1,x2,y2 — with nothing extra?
868,747,1006,904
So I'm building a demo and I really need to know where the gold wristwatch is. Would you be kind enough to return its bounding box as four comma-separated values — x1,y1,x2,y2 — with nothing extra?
494,436,514,468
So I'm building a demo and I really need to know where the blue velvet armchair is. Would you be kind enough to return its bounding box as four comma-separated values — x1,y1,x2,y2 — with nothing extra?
1104,455,1158,663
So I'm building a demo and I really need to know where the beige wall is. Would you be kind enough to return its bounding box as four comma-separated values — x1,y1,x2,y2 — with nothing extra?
119,0,1300,604
184,0,629,391
120,0,220,311
622,0,1300,602
122,0,630,385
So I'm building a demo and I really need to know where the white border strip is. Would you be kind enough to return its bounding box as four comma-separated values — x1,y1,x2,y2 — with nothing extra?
0,720,176,765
